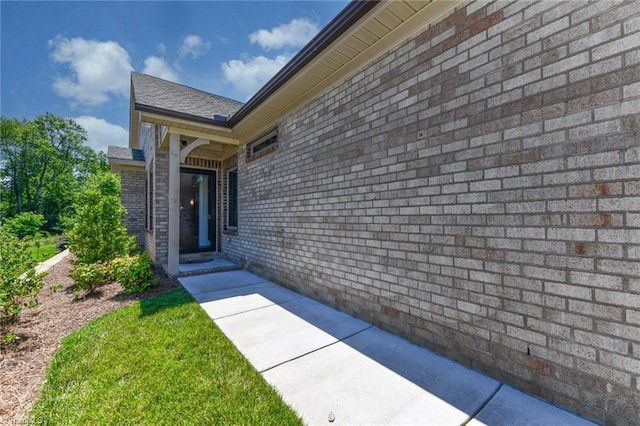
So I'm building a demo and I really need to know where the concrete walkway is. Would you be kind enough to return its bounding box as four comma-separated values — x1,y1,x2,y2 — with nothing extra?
179,270,596,426
35,249,70,274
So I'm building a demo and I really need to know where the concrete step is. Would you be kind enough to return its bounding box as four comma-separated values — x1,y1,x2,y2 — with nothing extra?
164,257,241,278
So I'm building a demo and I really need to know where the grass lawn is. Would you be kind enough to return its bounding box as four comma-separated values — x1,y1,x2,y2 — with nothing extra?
30,288,303,425
25,235,58,262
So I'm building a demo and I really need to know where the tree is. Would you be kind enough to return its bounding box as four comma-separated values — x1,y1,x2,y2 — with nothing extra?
30,113,92,211
0,117,41,215
67,172,135,264
0,113,106,232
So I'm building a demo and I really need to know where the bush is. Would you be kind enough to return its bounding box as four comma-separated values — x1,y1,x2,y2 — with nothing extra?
71,253,156,296
4,212,46,239
0,227,45,324
70,262,109,295
67,172,135,264
111,253,156,293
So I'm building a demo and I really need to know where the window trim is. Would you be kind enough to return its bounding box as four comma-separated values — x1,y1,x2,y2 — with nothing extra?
246,129,278,162
226,168,238,232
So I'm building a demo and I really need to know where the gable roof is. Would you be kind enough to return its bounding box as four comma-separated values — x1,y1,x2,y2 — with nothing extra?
131,72,243,126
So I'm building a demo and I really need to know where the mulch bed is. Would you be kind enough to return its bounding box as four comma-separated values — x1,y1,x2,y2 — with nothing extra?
0,253,180,424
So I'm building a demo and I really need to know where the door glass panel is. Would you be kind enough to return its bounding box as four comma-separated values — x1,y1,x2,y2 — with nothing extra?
180,171,215,253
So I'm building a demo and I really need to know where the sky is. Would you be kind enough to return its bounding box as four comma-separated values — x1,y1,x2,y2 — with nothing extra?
1,1,349,153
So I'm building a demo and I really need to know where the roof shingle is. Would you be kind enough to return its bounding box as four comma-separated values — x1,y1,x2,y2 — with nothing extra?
107,146,145,162
131,72,243,122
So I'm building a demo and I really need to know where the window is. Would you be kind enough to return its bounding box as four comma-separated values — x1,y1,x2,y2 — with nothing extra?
226,169,238,230
246,130,278,162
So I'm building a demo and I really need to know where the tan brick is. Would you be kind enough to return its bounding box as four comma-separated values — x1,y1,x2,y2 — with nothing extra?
213,2,640,424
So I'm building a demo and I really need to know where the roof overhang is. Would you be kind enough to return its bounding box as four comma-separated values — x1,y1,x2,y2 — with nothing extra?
138,110,240,148
136,103,230,129
228,0,379,128
229,0,463,140
109,158,145,169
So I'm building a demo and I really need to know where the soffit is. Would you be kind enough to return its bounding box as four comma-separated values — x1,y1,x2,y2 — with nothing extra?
231,0,461,141
140,111,240,147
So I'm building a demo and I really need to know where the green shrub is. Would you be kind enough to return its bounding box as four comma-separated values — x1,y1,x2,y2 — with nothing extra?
3,212,46,239
70,262,109,294
0,227,45,324
67,172,135,264
111,253,156,293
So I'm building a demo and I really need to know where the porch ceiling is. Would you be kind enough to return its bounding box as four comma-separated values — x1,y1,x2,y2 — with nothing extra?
231,0,460,140
185,142,238,161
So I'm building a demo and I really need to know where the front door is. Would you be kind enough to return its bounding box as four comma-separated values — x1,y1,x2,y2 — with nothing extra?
179,169,216,253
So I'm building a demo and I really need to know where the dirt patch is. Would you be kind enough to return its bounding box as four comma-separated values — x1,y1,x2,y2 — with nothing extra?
0,253,179,424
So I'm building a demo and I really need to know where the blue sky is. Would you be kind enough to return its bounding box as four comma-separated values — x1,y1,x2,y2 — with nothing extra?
1,1,348,153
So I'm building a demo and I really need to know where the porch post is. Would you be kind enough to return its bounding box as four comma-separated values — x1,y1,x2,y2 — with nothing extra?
167,133,180,275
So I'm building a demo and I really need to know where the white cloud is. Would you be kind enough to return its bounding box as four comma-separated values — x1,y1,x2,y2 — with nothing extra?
73,116,128,154
142,56,180,82
179,35,211,59
249,18,319,51
157,43,167,54
49,36,133,106
222,54,291,100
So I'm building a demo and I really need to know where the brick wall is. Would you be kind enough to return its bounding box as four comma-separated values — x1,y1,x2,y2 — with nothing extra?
224,1,640,424
152,151,169,265
140,123,157,261
144,227,155,263
118,168,145,247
